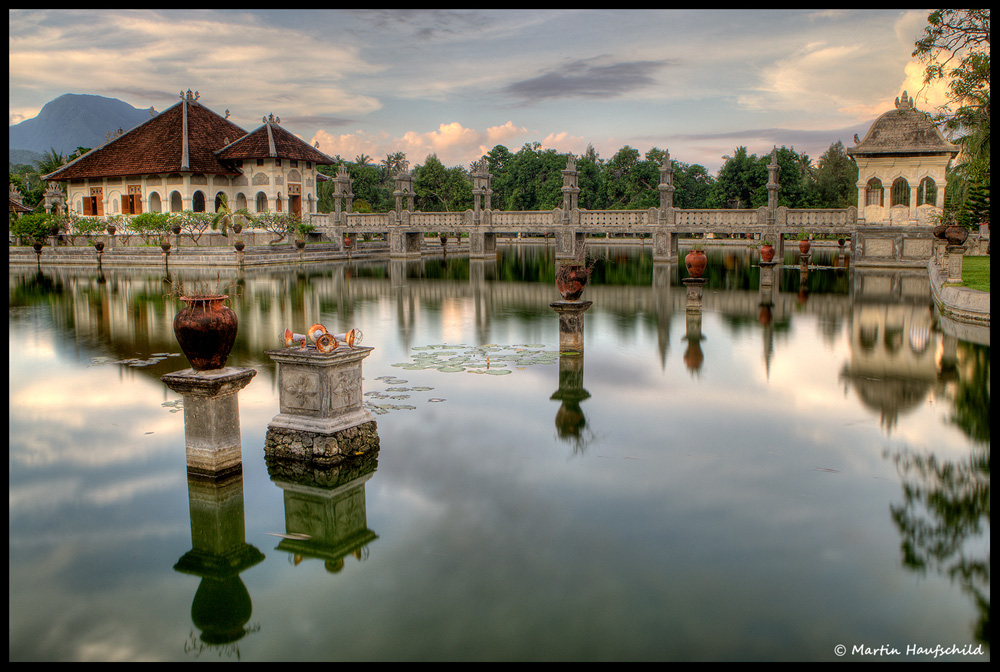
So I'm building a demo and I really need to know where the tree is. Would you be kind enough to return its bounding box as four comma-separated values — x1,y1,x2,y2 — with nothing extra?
813,141,858,208
913,10,990,206
413,155,472,212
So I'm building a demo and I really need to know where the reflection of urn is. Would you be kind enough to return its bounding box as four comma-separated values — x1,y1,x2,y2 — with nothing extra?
174,473,264,649
555,264,591,301
550,352,591,450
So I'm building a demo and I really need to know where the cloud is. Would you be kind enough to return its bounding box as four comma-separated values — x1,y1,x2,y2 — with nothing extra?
311,120,584,168
502,57,672,102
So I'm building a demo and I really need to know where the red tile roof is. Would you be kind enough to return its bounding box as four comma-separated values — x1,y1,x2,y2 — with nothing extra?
216,120,336,165
44,99,249,181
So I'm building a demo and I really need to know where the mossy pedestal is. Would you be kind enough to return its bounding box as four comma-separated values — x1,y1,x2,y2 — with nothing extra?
264,345,379,464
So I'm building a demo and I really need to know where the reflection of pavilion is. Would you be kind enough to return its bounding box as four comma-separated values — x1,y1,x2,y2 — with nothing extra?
839,302,937,432
266,452,379,573
174,473,264,651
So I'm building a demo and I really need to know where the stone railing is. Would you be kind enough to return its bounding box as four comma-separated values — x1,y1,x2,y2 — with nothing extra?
579,209,650,227
673,209,761,227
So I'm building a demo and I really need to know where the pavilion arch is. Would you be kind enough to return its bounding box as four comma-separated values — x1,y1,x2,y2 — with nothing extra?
234,192,248,212
169,190,184,212
214,191,227,212
890,178,910,207
255,191,268,213
192,190,206,213
149,191,163,213
917,177,937,206
865,178,884,207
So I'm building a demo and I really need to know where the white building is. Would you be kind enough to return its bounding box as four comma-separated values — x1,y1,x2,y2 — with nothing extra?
44,91,335,220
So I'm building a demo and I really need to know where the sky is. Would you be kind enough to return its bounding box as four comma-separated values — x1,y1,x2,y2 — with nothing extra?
9,9,950,173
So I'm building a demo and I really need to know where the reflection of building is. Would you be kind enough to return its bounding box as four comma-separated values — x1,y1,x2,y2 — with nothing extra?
848,91,959,226
44,90,334,219
840,302,938,431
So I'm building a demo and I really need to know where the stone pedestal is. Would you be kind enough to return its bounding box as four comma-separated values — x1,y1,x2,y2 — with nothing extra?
945,245,967,283
682,277,707,311
161,367,257,478
550,300,592,353
265,345,379,463
799,252,811,269
759,260,778,288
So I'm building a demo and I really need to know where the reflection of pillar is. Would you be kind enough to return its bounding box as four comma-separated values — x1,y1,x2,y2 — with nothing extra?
550,351,591,449
550,300,592,353
265,346,379,464
265,451,379,572
161,368,257,477
683,309,706,374
174,472,264,647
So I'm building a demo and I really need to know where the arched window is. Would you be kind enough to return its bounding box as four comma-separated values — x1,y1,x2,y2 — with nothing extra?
256,192,268,213
192,191,206,212
891,178,910,207
214,192,226,212
169,191,183,212
149,192,162,213
865,178,884,207
917,178,937,206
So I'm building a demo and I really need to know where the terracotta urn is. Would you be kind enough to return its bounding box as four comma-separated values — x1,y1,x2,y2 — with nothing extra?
173,296,238,371
106,224,117,236
760,244,775,263
798,239,811,254
933,223,949,240
555,264,591,301
234,240,245,252
685,249,707,278
945,225,969,246
94,241,105,253
161,241,171,253
295,239,306,250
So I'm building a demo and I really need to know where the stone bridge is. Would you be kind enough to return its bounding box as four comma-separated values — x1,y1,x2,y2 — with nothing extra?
311,148,862,262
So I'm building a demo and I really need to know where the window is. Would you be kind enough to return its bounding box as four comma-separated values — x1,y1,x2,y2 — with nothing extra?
865,178,884,207
123,184,143,215
917,178,937,206
891,178,910,207
85,186,104,216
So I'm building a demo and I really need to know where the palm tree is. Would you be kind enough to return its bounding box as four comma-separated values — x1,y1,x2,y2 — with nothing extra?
354,153,372,166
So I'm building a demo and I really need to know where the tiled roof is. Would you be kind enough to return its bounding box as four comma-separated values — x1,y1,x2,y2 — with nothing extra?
848,91,959,157
44,99,248,181
216,120,336,165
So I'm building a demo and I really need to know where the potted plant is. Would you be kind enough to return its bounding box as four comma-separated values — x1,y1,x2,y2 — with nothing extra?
797,227,811,254
294,220,315,250
211,194,251,236
166,277,239,372
759,235,776,263
685,242,707,278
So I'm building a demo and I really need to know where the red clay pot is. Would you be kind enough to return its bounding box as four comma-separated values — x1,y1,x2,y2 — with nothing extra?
555,264,591,301
760,244,775,263
173,296,238,371
798,239,811,254
685,249,707,278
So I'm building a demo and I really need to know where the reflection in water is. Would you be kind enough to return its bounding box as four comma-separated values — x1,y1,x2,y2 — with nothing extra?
265,452,379,573
174,473,264,657
8,246,990,659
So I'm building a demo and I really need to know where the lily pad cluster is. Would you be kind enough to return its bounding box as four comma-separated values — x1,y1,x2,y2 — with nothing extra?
364,375,435,415
91,352,182,368
390,343,560,375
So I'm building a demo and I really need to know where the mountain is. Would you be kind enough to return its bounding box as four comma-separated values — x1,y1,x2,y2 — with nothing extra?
9,93,154,160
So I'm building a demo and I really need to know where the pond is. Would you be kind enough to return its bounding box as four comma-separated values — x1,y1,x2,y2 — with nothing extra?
9,244,990,661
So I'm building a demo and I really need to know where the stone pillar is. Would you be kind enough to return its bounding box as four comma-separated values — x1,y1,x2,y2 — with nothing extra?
265,345,379,464
550,300,592,354
161,367,257,478
759,260,778,289
682,277,707,311
469,230,497,259
945,245,966,283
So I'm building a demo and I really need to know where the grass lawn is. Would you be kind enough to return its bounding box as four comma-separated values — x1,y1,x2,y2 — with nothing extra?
962,256,990,292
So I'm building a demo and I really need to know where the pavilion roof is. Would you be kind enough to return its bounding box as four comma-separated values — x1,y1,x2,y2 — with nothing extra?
215,117,336,165
44,96,248,181
847,91,959,158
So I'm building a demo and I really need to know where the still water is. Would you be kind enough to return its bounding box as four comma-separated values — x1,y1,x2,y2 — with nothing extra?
9,245,989,661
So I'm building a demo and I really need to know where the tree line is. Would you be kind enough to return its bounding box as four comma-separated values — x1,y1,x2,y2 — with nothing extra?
314,140,860,216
